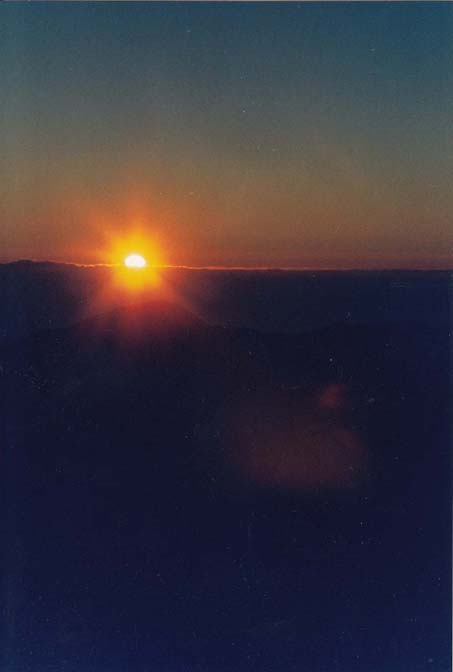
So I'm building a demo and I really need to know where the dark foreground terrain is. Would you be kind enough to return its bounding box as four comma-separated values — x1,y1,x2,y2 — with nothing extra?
1,264,451,671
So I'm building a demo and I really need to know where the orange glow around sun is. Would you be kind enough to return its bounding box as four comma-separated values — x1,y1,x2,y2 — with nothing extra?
103,230,165,293
78,225,197,339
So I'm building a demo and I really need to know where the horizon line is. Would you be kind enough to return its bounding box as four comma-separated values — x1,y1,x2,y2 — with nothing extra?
1,258,452,273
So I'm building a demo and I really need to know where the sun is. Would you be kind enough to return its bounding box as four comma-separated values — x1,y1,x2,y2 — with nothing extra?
100,231,164,292
124,253,147,269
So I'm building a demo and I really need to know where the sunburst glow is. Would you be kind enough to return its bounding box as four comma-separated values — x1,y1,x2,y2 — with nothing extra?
98,230,165,295
125,253,147,269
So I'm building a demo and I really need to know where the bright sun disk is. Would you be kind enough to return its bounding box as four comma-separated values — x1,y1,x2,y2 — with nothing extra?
125,253,147,269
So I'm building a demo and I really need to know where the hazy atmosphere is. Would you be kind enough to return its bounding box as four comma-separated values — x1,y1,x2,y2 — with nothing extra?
1,2,452,267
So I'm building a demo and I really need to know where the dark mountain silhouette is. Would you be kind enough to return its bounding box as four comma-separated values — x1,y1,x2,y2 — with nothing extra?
1,270,451,671
0,260,450,343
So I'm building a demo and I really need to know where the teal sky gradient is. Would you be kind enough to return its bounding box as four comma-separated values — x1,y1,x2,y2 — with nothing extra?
1,2,452,267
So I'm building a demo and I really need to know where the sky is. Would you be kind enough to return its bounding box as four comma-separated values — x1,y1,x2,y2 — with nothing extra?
1,2,452,268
